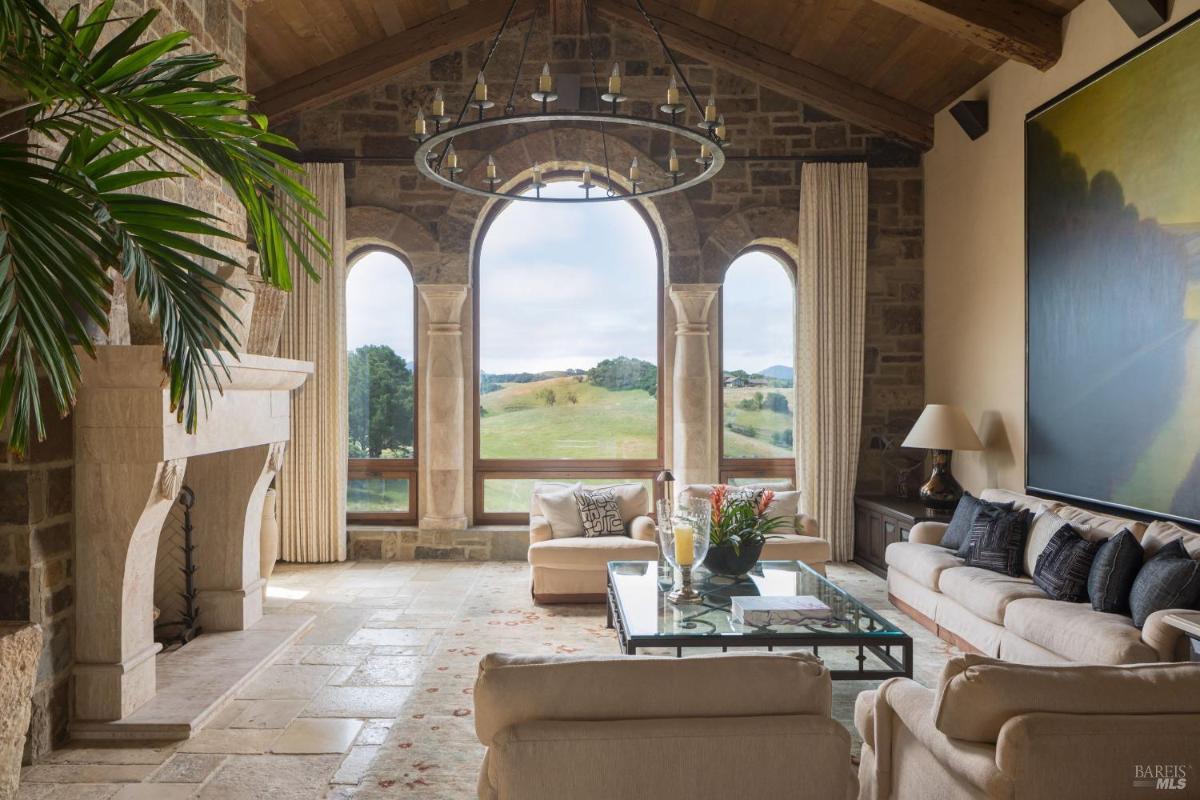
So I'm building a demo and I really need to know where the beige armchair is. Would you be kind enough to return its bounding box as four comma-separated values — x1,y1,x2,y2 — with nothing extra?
680,483,831,574
856,653,1200,799
527,482,658,603
474,651,856,800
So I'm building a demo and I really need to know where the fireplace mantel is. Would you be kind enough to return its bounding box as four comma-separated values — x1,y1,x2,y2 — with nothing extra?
73,346,313,725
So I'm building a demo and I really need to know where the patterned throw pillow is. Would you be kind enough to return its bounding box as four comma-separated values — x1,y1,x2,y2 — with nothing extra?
1087,530,1143,614
575,488,625,537
1129,541,1200,627
943,493,1016,555
963,508,1031,577
1034,525,1101,602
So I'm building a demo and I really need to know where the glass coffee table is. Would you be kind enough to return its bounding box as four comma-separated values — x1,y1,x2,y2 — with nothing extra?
606,560,913,680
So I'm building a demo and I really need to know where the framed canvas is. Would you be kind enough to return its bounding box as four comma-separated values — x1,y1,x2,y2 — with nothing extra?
1026,10,1200,525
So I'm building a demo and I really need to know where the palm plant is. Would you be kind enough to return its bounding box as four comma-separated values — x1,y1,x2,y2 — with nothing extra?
0,0,329,454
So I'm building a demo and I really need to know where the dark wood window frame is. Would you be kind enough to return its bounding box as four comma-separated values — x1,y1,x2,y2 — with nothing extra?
346,246,419,526
717,245,798,487
472,173,665,525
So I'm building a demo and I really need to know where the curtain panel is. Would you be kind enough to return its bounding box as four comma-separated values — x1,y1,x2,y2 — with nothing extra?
796,162,868,562
278,163,348,562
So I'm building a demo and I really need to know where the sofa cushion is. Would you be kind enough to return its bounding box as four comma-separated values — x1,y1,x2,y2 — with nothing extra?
1129,544,1200,627
932,653,1200,744
885,542,964,590
938,567,1045,625
527,535,658,569
1032,525,1100,602
760,534,831,565
1142,520,1200,558
576,488,625,537
1023,511,1070,577
533,482,585,538
1003,598,1157,664
1054,504,1147,540
979,489,1057,515
474,651,830,747
963,508,1031,577
941,493,1014,553
1088,530,1144,614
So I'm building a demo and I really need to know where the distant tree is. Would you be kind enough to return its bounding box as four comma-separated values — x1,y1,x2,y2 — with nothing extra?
536,388,557,407
588,356,658,396
738,391,766,412
772,429,793,448
565,391,579,405
348,345,414,458
764,392,790,414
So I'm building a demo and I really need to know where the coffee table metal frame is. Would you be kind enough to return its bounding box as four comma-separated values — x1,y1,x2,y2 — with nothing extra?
605,560,913,681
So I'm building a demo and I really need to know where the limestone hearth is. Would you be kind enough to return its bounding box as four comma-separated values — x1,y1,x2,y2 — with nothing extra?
72,346,313,728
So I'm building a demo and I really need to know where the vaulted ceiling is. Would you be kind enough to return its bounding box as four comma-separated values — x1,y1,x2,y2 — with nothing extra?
245,0,1086,147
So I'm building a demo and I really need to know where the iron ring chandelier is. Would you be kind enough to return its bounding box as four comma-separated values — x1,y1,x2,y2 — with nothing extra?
408,0,728,203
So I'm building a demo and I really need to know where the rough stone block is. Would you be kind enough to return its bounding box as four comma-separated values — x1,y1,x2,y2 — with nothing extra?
0,623,41,793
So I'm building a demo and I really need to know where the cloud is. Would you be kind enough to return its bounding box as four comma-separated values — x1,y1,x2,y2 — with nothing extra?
723,252,794,373
346,251,415,361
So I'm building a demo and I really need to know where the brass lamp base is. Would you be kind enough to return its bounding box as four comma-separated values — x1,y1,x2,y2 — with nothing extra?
919,449,963,511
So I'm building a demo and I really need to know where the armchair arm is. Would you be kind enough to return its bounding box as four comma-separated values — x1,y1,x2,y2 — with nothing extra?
797,513,819,538
1142,609,1200,661
908,521,949,546
629,515,657,542
530,514,553,544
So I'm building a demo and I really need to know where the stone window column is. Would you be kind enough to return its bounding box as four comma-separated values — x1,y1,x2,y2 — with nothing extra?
669,284,720,490
418,284,469,530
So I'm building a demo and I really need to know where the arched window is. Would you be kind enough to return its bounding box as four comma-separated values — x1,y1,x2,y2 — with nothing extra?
720,249,796,485
346,249,417,523
475,179,662,522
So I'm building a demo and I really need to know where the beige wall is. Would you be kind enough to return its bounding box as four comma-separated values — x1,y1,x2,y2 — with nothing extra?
924,0,1200,493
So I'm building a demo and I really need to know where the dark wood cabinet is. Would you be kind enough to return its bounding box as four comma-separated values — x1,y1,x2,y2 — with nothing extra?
853,496,952,577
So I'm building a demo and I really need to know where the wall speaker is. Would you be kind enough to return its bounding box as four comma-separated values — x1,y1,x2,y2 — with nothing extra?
1108,0,1168,37
950,100,988,141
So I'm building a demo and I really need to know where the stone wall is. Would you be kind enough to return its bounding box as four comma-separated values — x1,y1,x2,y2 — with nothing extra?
279,6,924,498
0,0,249,761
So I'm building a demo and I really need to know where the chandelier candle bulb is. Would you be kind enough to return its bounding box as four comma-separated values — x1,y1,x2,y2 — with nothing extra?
716,114,727,141
608,63,622,95
475,72,487,102
539,63,552,92
667,75,679,105
705,94,717,122
431,88,445,117
413,108,427,136
668,148,680,173
629,157,640,182
444,144,458,170
486,155,497,179
580,165,592,188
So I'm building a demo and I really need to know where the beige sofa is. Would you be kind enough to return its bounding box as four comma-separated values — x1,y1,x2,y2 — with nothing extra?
856,654,1200,799
527,482,658,603
886,489,1200,664
680,483,831,574
474,651,856,800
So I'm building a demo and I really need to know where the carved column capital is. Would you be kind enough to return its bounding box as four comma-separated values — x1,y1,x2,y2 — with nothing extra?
418,284,469,332
158,458,187,500
669,284,719,334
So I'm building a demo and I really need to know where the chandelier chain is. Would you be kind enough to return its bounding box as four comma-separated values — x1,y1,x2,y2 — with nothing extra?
632,0,706,119
581,0,614,190
505,0,538,113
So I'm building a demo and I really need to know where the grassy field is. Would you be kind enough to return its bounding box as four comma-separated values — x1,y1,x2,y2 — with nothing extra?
482,477,654,514
347,478,410,513
722,386,794,458
479,376,658,459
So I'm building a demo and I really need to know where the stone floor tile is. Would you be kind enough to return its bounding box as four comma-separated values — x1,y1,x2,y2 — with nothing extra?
177,729,281,755
271,719,363,755
43,786,119,800
201,700,252,731
345,628,436,648
197,755,342,800
13,784,53,800
327,665,357,685
150,754,227,784
330,746,380,785
229,699,308,730
300,646,372,666
112,784,197,799
236,664,336,701
354,720,394,747
21,766,155,784
302,687,412,718
43,746,175,766
340,656,423,687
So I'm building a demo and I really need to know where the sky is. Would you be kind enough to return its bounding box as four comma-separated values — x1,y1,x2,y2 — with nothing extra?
346,180,795,376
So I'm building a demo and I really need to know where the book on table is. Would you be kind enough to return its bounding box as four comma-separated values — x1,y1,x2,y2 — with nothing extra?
732,595,832,626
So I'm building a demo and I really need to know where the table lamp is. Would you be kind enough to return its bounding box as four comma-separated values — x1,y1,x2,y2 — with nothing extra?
901,404,983,511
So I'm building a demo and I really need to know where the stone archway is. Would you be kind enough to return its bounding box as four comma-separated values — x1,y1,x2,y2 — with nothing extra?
700,205,800,282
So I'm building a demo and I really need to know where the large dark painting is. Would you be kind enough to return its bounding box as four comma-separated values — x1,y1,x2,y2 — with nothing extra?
1027,12,1200,525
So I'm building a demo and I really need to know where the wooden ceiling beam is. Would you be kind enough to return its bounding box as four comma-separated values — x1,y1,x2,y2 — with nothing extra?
870,0,1062,70
594,0,933,148
254,0,536,121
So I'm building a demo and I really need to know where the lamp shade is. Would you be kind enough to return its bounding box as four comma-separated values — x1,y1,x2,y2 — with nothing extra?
901,404,983,451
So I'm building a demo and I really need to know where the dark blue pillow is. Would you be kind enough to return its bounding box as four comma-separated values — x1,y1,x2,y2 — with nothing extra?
941,493,1015,554
1129,542,1200,627
1087,530,1142,614
1034,525,1100,602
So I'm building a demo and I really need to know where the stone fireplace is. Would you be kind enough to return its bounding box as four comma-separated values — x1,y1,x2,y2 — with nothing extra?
70,346,313,736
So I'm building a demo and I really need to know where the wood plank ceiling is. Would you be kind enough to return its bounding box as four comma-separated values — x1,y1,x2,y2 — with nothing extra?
246,0,1085,146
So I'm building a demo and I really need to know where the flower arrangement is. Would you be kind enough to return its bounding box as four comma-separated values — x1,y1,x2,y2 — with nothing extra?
708,485,789,555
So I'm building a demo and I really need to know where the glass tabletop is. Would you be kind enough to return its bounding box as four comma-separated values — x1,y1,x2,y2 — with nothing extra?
607,560,907,641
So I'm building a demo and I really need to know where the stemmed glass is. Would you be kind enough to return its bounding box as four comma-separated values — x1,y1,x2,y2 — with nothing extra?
656,497,711,603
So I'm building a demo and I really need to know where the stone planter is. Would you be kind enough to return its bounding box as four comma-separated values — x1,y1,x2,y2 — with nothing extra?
245,265,289,356
0,623,42,800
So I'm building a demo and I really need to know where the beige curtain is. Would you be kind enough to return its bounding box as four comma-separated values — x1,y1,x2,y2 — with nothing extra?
796,162,868,562
278,163,348,562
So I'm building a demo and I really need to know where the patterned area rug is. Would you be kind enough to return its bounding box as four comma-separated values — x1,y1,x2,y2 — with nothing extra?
352,562,959,799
